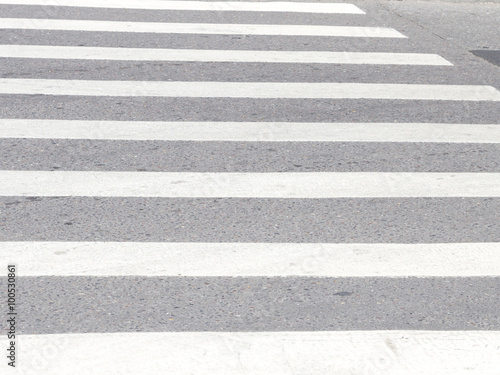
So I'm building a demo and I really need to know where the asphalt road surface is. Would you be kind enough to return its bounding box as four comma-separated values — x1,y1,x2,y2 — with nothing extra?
0,0,499,373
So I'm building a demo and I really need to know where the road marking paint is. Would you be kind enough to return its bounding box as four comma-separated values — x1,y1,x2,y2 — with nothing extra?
0,18,406,37
1,79,499,100
1,120,498,143
0,0,366,14
2,242,500,277
0,171,498,197
0,45,451,65
2,331,499,374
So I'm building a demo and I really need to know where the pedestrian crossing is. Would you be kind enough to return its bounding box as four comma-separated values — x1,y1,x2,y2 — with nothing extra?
0,45,453,65
14,331,500,375
0,0,367,14
2,171,500,197
0,18,407,37
1,120,499,142
2,79,500,100
4,242,500,277
0,0,499,373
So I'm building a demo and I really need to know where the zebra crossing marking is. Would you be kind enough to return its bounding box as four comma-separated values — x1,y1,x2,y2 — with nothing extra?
1,171,499,197
2,242,499,277
1,120,498,143
0,18,406,37
0,45,452,65
1,2,499,370
4,331,499,374
1,79,499,100
0,0,366,14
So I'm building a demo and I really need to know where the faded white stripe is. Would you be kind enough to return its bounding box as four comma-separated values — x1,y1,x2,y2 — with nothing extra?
0,18,406,37
0,0,366,14
3,331,499,375
0,171,499,197
1,120,498,143
1,79,499,101
2,242,500,277
0,45,450,65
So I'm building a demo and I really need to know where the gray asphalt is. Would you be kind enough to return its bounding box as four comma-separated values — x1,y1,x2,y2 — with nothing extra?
1,59,480,84
1,197,499,243
17,277,500,334
0,0,499,337
0,5,379,25
383,1,500,50
2,140,500,172
2,96,500,123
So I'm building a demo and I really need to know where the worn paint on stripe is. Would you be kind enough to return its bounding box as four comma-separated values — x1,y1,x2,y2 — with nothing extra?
0,171,499,197
1,120,498,143
1,79,499,100
0,45,450,65
0,18,406,37
2,242,499,277
0,0,366,14
2,331,499,374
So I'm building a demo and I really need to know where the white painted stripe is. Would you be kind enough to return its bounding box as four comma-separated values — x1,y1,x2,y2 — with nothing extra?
1,79,499,101
0,45,452,65
1,120,498,143
0,171,498,197
0,0,366,14
3,242,500,277
0,18,405,37
3,331,499,374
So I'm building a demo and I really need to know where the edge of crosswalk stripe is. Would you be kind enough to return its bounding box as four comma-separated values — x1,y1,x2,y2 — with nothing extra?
1,171,499,197
1,79,499,100
2,331,499,374
0,45,451,65
0,0,366,14
0,18,406,38
1,120,498,143
3,242,500,277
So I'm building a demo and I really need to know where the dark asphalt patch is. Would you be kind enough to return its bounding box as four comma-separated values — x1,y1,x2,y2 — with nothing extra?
470,50,500,67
